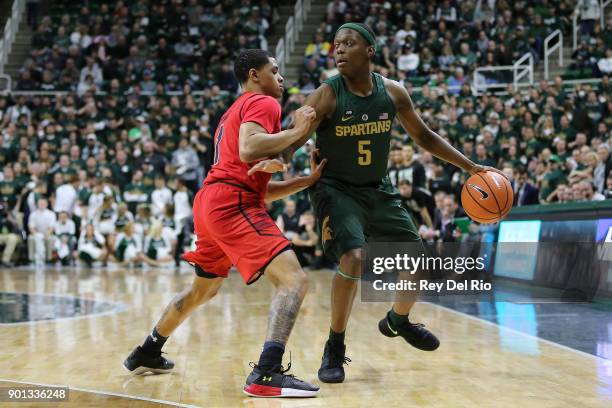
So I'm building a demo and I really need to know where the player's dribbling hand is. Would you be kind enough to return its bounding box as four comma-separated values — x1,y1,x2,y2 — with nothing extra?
469,164,508,180
294,106,317,133
306,149,327,185
247,159,287,176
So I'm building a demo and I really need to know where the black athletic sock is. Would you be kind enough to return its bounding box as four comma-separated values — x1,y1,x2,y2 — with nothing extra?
141,328,168,356
389,308,409,328
257,341,285,371
328,328,345,347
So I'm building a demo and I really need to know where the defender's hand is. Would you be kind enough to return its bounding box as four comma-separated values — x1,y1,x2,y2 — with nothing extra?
247,159,287,176
306,149,327,185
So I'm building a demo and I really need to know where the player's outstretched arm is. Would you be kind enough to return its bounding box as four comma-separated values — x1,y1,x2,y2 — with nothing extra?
262,150,327,203
239,106,316,163
386,79,505,177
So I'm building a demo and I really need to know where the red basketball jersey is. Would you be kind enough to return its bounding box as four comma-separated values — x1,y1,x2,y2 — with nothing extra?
205,92,281,198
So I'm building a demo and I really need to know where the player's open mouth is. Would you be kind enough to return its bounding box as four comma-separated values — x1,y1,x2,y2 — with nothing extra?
336,59,347,66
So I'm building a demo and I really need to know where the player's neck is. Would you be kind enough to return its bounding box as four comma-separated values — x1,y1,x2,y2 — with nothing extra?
342,70,373,97
243,83,264,95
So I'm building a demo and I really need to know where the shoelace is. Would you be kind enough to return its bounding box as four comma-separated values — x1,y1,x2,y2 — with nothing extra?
249,352,300,380
330,348,351,366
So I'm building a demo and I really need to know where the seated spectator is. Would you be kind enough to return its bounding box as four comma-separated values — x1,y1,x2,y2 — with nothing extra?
77,223,106,267
0,199,21,267
151,176,173,218
305,31,331,62
53,211,76,265
514,167,540,206
53,174,79,216
134,204,153,242
431,195,465,242
142,221,174,267
448,68,467,94
172,138,200,193
396,44,420,77
173,180,194,232
124,170,150,214
276,199,300,241
291,211,319,268
115,202,134,234
28,197,56,265
597,48,612,75
603,172,612,199
398,179,434,230
114,221,143,266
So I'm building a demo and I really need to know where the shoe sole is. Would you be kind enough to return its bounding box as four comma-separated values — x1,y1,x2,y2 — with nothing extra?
123,362,173,375
243,386,319,398
317,375,344,384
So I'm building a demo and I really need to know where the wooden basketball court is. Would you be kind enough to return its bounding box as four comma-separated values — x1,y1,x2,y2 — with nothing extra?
1,266,611,407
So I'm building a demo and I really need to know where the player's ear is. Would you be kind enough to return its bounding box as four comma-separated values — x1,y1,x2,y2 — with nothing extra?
367,45,375,59
248,68,259,83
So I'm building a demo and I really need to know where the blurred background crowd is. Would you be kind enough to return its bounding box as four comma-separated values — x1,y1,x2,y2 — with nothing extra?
0,0,609,267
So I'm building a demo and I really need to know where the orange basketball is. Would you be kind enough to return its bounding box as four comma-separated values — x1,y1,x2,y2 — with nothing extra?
461,171,513,224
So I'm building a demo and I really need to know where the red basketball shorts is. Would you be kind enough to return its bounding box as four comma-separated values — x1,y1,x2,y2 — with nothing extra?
182,182,291,284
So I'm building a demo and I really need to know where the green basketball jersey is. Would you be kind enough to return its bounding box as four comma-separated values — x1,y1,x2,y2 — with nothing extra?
316,73,396,187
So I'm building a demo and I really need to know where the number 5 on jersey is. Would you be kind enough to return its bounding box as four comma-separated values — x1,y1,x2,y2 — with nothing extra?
358,140,371,166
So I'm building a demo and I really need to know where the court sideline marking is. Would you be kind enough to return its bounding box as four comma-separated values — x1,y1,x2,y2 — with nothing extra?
427,302,612,363
0,378,200,408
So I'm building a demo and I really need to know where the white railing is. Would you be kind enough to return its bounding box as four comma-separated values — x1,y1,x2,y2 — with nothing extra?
572,4,580,50
544,29,563,80
473,65,516,93
472,52,534,94
285,16,295,54
275,38,286,74
0,0,26,75
0,74,11,93
601,0,611,31
275,0,310,76
513,52,534,90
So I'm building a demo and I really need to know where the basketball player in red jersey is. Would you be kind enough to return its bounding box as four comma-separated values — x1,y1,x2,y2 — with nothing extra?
124,49,325,398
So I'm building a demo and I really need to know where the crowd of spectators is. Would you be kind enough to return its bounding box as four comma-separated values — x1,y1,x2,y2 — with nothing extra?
0,1,610,267
299,0,611,90
16,0,282,93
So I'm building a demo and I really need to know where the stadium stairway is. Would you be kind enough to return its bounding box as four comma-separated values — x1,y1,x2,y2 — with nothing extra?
534,6,612,83
3,6,32,83
282,0,328,86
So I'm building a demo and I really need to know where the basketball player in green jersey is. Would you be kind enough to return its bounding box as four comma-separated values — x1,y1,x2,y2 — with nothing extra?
287,23,504,383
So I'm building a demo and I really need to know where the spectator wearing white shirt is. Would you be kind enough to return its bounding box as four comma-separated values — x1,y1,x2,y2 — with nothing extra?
53,211,76,265
396,44,420,76
53,174,78,215
597,49,612,75
173,180,193,232
28,197,57,265
79,56,103,86
151,176,173,218
393,16,416,49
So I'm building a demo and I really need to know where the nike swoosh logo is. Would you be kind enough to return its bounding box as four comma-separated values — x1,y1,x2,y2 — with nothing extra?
469,184,489,200
341,116,353,122
387,320,398,335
